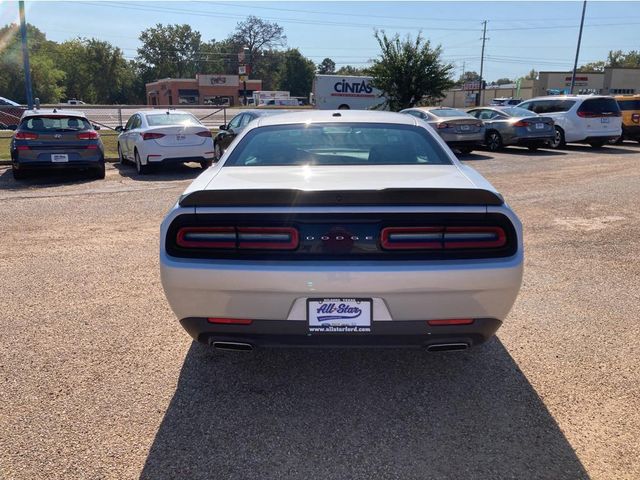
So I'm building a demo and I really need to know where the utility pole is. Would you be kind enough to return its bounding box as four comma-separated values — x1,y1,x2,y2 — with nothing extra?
19,0,34,109
570,0,587,94
477,20,488,106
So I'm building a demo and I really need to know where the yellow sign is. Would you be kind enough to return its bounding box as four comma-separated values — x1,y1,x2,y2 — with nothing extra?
239,75,247,82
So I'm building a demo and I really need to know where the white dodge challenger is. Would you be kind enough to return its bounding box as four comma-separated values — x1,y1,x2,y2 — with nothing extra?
160,110,523,351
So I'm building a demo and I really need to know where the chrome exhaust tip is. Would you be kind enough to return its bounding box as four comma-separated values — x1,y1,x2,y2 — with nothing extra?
212,341,254,352
426,343,469,352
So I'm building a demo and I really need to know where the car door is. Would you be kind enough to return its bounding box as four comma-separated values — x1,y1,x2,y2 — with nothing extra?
120,115,136,158
218,114,245,150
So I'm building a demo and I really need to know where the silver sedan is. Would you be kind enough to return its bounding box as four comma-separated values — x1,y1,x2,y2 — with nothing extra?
400,107,485,154
467,106,555,152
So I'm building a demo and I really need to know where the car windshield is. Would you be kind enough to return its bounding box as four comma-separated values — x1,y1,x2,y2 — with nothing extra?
429,108,472,118
224,123,452,167
617,99,640,110
20,116,92,131
146,113,200,126
501,107,537,117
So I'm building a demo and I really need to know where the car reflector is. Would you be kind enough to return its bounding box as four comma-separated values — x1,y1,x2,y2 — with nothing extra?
16,145,30,150
427,319,474,326
77,131,99,140
15,132,38,140
207,318,253,325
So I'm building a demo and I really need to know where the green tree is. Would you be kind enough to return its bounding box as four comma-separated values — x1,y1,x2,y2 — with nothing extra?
578,61,606,72
368,30,453,110
495,77,512,85
277,49,315,97
253,49,286,90
229,16,286,75
137,24,202,79
457,71,480,85
335,65,367,76
317,57,336,74
525,69,538,80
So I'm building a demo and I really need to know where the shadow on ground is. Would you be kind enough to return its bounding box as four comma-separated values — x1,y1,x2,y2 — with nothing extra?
113,161,204,181
0,166,99,191
141,338,588,480
455,152,494,161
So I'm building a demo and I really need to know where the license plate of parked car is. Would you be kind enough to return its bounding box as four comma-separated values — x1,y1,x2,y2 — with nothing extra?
535,123,544,129
308,298,372,332
51,154,69,163
459,125,470,131
601,117,610,123
176,134,186,140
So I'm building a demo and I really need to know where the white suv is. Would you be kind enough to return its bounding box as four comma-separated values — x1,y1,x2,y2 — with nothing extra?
518,95,622,148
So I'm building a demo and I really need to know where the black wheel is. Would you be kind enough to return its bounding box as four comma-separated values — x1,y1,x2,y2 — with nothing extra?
458,147,473,155
12,165,26,180
214,142,223,161
549,126,565,149
589,141,605,149
200,159,212,170
527,146,539,152
92,162,106,179
609,135,623,145
486,131,503,152
135,150,151,175
118,143,127,164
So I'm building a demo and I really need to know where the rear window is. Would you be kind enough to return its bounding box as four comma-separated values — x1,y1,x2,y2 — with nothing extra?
429,108,471,118
224,123,452,167
578,98,621,115
146,113,200,126
20,116,92,131
520,100,576,114
501,107,537,117
617,100,640,111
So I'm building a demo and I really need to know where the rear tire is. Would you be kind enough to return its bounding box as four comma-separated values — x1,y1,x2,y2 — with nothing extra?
118,144,127,164
12,165,26,180
135,150,151,175
92,162,106,179
486,131,503,152
549,126,565,149
200,159,212,170
214,142,223,161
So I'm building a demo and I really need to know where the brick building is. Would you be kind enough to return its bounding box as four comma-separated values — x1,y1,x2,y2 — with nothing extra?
146,74,263,107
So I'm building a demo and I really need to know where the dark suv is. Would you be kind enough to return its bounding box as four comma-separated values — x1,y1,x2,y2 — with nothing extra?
11,110,105,180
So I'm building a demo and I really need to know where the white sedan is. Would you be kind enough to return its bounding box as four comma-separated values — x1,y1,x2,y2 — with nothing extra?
117,110,215,174
160,110,523,351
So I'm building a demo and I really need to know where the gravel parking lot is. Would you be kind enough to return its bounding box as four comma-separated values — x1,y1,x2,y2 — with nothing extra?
1,144,639,479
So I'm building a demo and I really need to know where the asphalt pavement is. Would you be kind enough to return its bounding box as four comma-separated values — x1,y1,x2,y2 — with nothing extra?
1,143,639,479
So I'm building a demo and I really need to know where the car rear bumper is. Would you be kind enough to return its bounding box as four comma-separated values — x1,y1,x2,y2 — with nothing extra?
180,317,502,349
148,155,212,165
13,158,104,170
622,124,640,140
513,137,553,147
581,135,620,143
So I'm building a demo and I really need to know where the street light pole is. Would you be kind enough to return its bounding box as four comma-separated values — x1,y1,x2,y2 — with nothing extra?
570,0,587,94
18,0,34,108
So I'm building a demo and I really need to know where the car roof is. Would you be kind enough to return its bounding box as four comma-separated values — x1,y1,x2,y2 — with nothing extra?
255,110,419,127
0,96,21,106
138,109,195,116
523,95,615,102
21,109,87,118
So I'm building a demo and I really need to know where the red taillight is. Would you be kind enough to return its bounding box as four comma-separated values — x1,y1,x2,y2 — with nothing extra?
427,319,474,326
381,227,443,250
15,132,38,140
381,226,507,250
17,145,30,150
176,227,236,249
207,317,253,325
237,227,299,250
86,145,99,149
175,226,299,250
76,131,99,140
142,132,165,140
577,111,597,118
196,130,212,137
513,120,530,127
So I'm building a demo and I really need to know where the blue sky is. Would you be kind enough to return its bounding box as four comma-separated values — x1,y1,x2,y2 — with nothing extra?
1,1,639,81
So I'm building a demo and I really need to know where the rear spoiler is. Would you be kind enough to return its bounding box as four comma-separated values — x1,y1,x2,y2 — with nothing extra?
179,188,504,207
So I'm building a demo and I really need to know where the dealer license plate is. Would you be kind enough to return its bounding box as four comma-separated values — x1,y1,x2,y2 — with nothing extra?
51,154,69,163
308,298,372,333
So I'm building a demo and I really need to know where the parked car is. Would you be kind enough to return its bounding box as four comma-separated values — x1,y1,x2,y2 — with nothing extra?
467,106,555,151
213,109,288,160
400,107,485,154
160,110,523,351
490,98,523,107
613,94,640,143
116,110,214,174
0,96,25,130
10,109,105,180
64,99,86,105
517,95,622,148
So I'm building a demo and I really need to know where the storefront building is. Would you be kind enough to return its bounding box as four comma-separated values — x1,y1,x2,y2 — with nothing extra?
146,74,263,107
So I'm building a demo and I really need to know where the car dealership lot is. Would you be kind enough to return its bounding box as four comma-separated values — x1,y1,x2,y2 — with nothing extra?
1,145,639,479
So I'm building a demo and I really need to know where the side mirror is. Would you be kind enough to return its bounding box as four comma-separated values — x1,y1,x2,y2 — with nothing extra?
93,124,101,130
219,124,227,131
115,125,123,132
